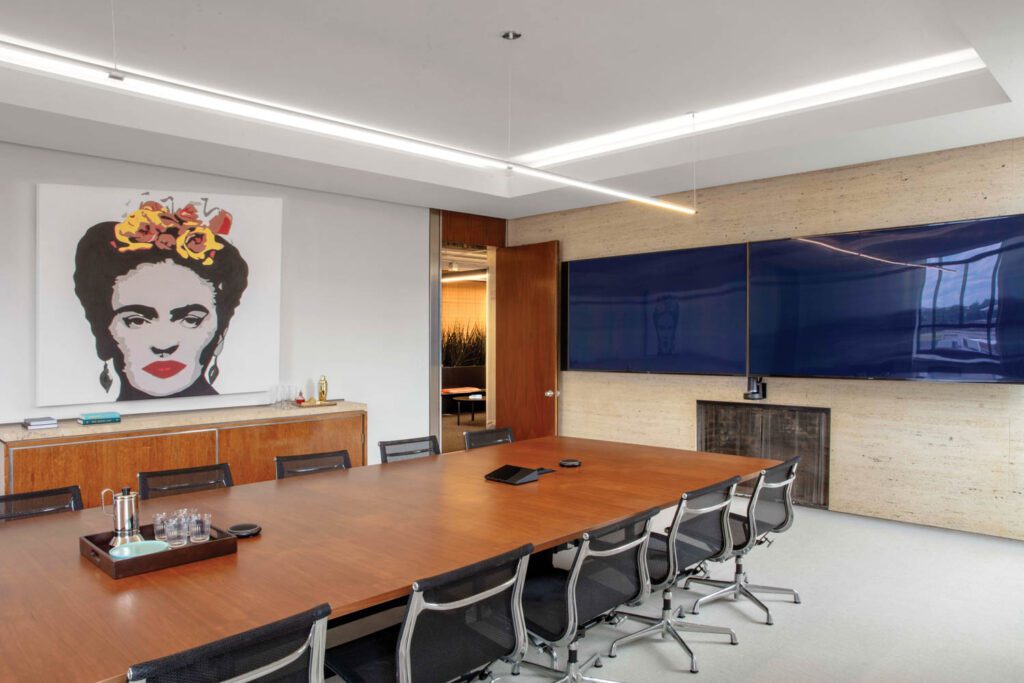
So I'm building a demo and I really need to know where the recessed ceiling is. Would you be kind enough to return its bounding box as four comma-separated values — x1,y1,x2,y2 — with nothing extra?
0,0,1021,218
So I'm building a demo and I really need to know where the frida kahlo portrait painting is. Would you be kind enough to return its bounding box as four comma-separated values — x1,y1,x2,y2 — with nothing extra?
37,185,282,407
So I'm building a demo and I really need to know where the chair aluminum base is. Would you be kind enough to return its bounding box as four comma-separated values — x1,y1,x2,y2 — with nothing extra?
683,558,800,625
514,639,622,683
607,589,737,674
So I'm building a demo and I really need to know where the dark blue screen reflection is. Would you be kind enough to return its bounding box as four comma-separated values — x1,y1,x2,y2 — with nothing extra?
750,215,1024,381
566,244,746,374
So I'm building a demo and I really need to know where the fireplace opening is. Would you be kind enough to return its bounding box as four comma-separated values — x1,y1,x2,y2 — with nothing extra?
697,400,829,508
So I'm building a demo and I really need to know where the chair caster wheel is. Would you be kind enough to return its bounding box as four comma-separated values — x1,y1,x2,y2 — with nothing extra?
608,653,617,659
690,668,698,674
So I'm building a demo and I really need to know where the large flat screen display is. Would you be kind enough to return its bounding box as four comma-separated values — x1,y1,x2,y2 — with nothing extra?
749,215,1024,382
565,244,747,374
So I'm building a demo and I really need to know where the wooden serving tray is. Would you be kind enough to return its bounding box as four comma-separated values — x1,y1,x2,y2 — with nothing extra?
80,524,237,579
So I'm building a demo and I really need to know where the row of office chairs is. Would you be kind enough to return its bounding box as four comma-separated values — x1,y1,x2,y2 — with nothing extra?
607,456,801,675
137,450,354,500
1,426,515,518
0,423,516,517
379,426,511,460
0,451,355,519
121,456,799,682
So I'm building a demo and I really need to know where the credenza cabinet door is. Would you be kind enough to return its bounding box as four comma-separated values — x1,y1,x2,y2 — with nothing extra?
9,430,218,508
218,414,366,485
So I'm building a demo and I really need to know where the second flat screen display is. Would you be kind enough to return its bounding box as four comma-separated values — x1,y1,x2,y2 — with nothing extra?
749,215,1024,381
565,244,747,374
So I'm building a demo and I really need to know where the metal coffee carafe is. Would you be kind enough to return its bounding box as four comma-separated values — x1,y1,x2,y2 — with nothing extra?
100,487,144,547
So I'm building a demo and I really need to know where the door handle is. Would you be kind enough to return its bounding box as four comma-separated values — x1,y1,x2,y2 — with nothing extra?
544,390,560,398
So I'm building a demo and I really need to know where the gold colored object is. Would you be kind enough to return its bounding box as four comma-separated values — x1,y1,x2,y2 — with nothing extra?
300,375,338,408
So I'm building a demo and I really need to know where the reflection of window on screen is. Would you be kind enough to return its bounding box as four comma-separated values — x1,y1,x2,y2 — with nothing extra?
916,243,1001,358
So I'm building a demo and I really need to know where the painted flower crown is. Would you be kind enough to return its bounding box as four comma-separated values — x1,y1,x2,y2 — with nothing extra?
113,198,233,266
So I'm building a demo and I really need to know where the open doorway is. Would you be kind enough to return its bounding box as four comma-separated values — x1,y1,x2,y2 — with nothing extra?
440,244,490,452
431,210,559,451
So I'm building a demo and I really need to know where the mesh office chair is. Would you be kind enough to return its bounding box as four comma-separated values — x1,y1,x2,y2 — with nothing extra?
378,436,439,463
275,451,351,479
126,603,330,682
0,485,83,521
138,464,234,500
463,427,514,451
685,457,801,625
324,543,533,682
607,477,740,674
516,508,658,683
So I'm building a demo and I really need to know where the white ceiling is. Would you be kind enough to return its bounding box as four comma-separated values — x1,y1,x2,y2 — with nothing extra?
0,0,1022,218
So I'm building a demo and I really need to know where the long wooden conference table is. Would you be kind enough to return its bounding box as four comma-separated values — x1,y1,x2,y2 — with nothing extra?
0,436,779,682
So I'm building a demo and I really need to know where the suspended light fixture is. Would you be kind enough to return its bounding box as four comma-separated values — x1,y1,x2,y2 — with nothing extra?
515,48,987,168
0,36,695,215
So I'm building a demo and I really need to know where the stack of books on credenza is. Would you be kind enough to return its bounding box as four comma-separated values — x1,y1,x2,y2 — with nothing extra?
22,416,58,431
78,412,122,426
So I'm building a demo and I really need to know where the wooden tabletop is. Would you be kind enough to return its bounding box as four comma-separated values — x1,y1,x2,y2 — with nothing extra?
0,436,778,682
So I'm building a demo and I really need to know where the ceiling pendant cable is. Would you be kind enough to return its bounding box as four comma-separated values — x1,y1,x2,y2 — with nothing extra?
506,40,513,176
108,0,123,80
691,112,697,216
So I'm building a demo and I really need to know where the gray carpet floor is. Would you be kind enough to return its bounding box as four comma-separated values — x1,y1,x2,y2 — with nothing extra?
494,505,1024,682
329,505,1024,682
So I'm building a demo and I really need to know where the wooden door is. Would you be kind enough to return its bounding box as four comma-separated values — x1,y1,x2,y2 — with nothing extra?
494,241,560,439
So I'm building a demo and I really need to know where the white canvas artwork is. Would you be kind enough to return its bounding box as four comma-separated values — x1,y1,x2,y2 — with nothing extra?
36,184,282,407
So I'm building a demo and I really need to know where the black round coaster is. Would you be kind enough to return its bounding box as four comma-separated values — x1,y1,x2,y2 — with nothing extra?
227,522,262,538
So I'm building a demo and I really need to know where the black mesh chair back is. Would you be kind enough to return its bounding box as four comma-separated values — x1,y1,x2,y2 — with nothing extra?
524,508,656,645
274,451,351,479
324,544,533,683
138,464,233,500
463,427,514,451
379,436,439,463
400,543,532,682
127,603,330,683
649,476,739,588
0,485,83,522
743,456,800,547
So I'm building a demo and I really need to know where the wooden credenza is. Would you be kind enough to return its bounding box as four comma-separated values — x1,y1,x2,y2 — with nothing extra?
0,404,367,508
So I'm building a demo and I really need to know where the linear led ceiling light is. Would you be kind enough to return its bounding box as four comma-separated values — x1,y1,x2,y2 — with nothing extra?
0,37,695,215
515,48,987,168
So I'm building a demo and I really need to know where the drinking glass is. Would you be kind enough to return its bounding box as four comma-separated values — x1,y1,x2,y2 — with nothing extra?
152,512,167,541
190,513,212,543
165,515,189,547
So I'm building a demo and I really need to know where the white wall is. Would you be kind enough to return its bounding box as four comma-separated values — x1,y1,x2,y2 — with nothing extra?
0,141,430,460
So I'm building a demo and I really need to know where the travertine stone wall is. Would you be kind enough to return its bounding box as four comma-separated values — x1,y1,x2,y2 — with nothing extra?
509,138,1024,540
